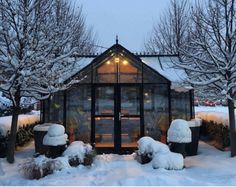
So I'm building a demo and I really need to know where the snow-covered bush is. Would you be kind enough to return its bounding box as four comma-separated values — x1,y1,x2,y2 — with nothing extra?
63,141,95,166
152,152,184,170
19,155,70,179
137,136,169,155
136,137,170,164
167,119,192,143
136,137,184,170
43,124,68,146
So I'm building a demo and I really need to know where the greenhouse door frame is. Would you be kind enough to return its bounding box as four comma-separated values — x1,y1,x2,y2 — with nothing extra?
91,83,144,154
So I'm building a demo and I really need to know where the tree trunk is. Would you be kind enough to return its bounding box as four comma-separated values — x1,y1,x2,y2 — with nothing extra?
6,105,20,163
227,99,236,157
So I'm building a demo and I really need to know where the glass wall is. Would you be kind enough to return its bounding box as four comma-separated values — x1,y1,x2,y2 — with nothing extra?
93,55,142,83
144,84,169,141
171,90,191,120
66,85,91,143
48,92,64,124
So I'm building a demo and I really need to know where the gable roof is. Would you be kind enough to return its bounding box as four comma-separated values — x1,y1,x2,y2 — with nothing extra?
62,43,192,91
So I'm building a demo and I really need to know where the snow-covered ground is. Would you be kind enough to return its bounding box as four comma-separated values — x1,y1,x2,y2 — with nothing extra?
0,114,40,136
0,141,236,185
195,106,229,126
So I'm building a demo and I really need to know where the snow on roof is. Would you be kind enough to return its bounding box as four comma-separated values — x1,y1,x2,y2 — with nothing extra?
59,57,94,83
141,56,192,91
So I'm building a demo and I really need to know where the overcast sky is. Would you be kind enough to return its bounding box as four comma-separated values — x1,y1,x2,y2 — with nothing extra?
76,0,171,53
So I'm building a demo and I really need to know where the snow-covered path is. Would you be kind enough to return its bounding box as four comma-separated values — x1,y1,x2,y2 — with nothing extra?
0,141,236,185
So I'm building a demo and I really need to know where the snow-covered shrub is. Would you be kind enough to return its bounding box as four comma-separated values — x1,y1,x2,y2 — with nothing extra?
136,137,170,164
152,152,184,170
63,141,95,167
167,119,192,143
137,136,169,155
19,155,70,179
43,124,68,146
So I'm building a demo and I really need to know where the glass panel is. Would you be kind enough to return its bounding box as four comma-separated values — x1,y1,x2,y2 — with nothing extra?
121,117,140,148
144,84,169,142
43,99,50,122
95,86,114,115
93,54,142,83
94,58,117,83
121,87,140,115
171,90,191,120
119,60,142,83
95,117,114,148
49,92,64,124
143,65,168,83
66,85,91,143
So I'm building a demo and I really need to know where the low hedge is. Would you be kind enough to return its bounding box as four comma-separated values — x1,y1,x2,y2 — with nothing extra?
0,122,39,157
200,120,230,149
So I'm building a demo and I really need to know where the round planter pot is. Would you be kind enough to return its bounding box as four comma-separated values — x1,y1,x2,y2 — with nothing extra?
46,144,66,159
186,126,200,156
169,142,186,158
33,123,52,154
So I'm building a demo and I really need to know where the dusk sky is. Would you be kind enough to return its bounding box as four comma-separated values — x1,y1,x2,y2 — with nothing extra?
76,0,171,52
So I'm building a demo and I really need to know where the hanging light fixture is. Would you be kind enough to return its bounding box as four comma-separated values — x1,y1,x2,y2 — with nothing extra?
123,60,128,65
115,57,119,63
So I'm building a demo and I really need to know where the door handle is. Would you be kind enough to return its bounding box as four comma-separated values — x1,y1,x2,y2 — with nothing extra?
119,112,124,120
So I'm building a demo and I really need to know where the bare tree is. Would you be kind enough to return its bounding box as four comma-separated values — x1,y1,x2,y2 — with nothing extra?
0,0,96,163
145,0,190,54
178,0,236,156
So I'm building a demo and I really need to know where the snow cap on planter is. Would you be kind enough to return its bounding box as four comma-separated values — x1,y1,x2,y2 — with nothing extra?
167,119,192,143
43,124,68,146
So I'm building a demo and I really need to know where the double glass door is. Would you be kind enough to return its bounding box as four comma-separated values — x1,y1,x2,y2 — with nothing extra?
94,84,141,152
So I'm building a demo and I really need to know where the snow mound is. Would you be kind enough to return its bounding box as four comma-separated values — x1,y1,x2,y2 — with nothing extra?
196,111,229,126
47,124,65,137
137,136,170,155
152,151,184,170
33,123,54,132
43,134,68,146
0,114,40,136
63,141,92,162
167,119,192,143
43,124,68,146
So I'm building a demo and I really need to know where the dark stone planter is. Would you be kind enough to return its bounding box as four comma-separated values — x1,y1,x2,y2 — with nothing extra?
45,145,66,159
33,124,53,154
0,136,7,158
169,142,186,158
186,126,200,156
34,130,49,154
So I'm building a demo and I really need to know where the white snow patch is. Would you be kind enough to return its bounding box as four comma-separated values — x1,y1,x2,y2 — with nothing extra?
63,141,92,162
33,123,54,132
43,134,68,146
152,152,184,170
167,119,192,143
1,140,236,185
43,124,68,146
0,114,40,136
137,136,169,155
47,124,65,137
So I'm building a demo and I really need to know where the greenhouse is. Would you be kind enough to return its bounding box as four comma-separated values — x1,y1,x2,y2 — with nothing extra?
41,42,194,153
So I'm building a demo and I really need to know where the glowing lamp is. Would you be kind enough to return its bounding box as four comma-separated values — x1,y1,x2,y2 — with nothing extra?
115,57,119,63
123,60,128,65
106,60,111,65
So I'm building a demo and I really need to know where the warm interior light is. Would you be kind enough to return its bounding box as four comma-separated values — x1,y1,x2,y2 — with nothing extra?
123,60,128,65
115,57,119,63
106,60,111,65
144,92,149,96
